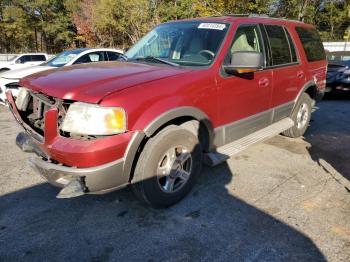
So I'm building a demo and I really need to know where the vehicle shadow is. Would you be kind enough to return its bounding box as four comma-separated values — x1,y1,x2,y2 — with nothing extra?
0,156,326,260
304,95,350,182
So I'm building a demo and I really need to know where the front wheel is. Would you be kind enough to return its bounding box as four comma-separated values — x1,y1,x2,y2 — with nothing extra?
283,93,313,138
132,125,202,208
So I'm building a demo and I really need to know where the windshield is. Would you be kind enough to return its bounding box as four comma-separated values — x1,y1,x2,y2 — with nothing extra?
327,53,350,63
43,49,86,67
125,21,229,67
8,56,18,62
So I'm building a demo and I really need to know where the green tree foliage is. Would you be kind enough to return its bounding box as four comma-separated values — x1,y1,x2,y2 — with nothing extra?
0,0,349,53
271,0,350,40
0,0,76,53
316,0,350,40
92,0,150,46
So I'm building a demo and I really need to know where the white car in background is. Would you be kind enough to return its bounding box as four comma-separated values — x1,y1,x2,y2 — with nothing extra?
0,48,123,104
0,53,48,73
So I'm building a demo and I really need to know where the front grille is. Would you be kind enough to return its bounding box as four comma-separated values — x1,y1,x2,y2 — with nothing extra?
17,90,68,136
29,93,55,130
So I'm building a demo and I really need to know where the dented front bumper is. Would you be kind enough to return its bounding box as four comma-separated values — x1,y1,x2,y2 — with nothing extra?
6,90,132,195
28,153,125,194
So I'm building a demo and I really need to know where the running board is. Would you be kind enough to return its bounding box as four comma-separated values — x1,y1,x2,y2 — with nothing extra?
204,118,294,166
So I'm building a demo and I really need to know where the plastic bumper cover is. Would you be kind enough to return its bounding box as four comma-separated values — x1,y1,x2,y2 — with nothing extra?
29,155,127,193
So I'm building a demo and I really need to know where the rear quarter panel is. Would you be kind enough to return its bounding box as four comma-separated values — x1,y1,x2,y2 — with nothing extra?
289,24,327,93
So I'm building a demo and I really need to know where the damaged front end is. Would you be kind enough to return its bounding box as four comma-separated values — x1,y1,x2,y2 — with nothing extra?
14,88,69,138
6,88,130,198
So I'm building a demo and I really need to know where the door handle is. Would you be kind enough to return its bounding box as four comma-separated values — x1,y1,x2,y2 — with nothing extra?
258,78,269,87
297,71,305,78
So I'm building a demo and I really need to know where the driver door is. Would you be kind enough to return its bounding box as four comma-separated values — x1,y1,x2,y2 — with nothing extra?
216,24,273,144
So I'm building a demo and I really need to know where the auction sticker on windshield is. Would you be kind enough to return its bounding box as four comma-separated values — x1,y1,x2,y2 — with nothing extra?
198,23,226,30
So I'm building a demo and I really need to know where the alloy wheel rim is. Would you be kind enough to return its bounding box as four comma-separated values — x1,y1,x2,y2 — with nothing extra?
296,103,309,129
156,146,193,193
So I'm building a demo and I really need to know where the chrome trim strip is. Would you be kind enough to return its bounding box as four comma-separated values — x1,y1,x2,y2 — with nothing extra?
214,101,295,147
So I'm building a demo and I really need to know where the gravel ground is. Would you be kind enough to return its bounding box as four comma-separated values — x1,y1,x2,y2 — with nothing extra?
0,97,349,262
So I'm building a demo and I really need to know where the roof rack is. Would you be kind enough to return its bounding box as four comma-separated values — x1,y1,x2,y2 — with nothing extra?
248,14,270,18
210,13,303,23
213,14,270,18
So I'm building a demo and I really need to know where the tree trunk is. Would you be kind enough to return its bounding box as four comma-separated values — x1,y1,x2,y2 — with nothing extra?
298,0,310,21
40,32,43,52
34,27,38,52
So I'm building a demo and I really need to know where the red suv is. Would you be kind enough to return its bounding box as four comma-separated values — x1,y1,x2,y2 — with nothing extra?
7,15,327,207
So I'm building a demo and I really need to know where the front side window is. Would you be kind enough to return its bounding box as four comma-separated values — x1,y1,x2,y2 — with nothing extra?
295,27,325,62
125,21,229,67
265,25,292,66
16,55,31,64
225,24,263,64
74,51,106,64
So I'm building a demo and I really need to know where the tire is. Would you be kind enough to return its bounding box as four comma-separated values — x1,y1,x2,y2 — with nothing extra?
132,125,202,208
283,93,313,138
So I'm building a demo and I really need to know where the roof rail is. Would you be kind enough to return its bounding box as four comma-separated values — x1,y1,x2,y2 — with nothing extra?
248,14,269,18
209,13,304,23
220,13,270,18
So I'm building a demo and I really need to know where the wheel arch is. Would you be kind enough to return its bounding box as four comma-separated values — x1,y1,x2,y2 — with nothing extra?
123,107,215,183
144,107,213,140
293,80,317,110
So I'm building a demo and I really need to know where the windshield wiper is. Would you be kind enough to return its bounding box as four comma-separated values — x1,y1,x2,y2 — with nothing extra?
135,56,179,67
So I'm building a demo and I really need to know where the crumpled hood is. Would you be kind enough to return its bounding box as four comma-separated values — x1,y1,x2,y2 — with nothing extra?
20,62,190,103
0,65,53,79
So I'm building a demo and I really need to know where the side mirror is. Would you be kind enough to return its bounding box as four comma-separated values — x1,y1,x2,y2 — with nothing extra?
223,51,264,75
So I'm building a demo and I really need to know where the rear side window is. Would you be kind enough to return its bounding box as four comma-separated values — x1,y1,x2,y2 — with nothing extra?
265,25,292,66
295,27,325,62
285,30,298,63
107,51,121,61
31,55,46,61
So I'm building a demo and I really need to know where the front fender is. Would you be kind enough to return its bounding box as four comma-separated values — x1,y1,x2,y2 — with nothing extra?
122,103,214,182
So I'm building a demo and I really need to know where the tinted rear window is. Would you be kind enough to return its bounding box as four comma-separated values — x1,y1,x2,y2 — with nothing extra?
31,55,46,61
285,30,298,63
265,25,292,66
295,27,325,62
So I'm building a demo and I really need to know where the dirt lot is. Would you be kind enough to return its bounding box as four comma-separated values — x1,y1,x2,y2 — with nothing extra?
0,97,349,262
